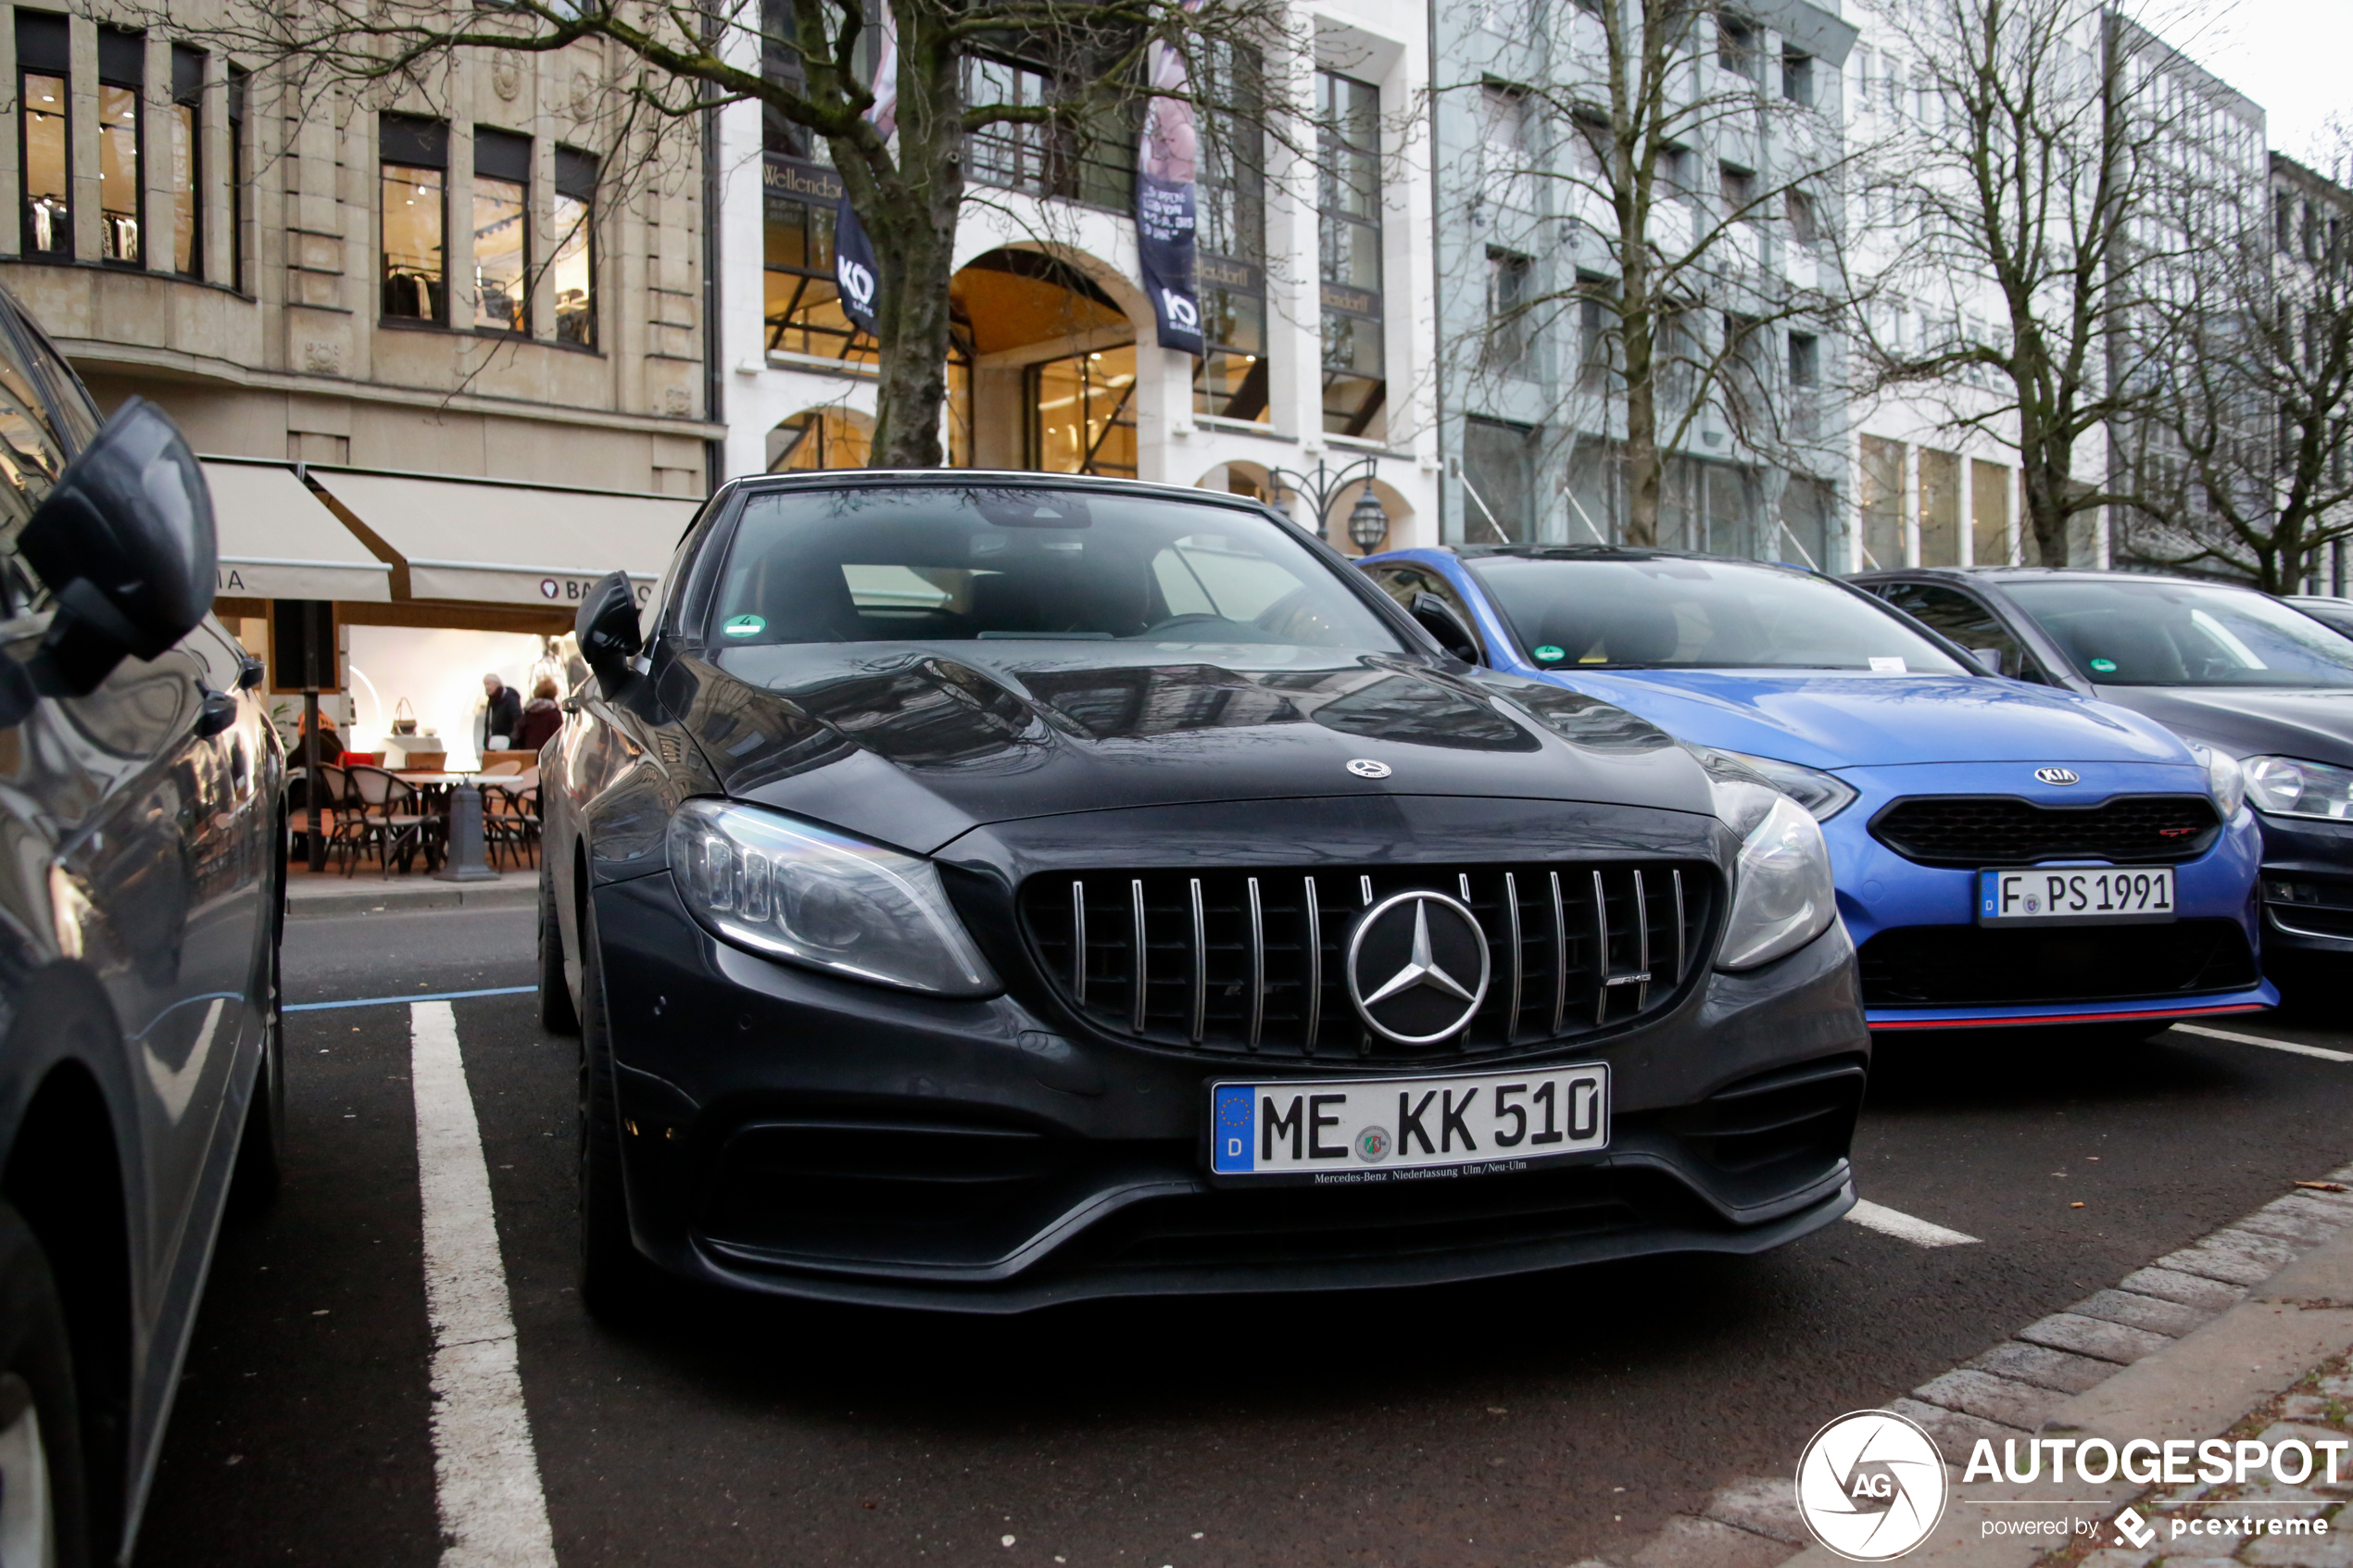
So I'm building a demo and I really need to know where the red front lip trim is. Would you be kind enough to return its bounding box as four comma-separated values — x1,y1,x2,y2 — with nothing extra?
1870,1002,2270,1031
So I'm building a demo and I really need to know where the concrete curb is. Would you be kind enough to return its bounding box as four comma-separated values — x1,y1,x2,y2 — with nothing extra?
286,877,537,920
1604,1170,2353,1568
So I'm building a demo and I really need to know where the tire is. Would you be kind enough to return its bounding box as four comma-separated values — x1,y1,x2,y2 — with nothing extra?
0,1204,94,1568
575,897,656,1320
539,861,580,1036
229,927,286,1211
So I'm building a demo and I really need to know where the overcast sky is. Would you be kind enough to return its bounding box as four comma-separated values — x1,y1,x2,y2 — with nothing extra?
2174,0,2351,173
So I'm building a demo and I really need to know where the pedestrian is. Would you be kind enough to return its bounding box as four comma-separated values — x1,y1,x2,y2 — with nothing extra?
511,676,563,753
479,672,523,752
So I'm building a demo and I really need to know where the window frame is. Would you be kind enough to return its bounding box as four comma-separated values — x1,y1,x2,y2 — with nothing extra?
94,28,145,268
169,44,205,279
552,145,598,349
379,113,451,327
472,126,533,336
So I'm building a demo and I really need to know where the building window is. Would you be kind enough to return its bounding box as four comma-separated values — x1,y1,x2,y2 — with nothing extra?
472,127,530,333
763,185,875,365
1858,434,1904,570
553,147,597,347
1718,15,1759,82
1786,189,1819,245
1781,51,1815,106
18,12,69,258
1462,418,1537,544
963,55,1134,211
768,408,871,471
1027,346,1138,479
1195,42,1269,424
381,115,448,322
169,45,203,277
95,30,143,265
1485,249,1532,373
1317,70,1385,440
228,66,247,290
1719,162,1755,215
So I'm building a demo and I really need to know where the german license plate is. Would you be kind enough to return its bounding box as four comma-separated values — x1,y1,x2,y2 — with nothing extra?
1977,867,2177,926
1207,1063,1608,1185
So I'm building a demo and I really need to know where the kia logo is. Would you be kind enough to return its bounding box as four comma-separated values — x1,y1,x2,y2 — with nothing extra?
2034,767,2081,785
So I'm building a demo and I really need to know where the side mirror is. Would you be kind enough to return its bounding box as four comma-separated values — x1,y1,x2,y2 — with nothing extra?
1969,647,2006,676
18,396,217,696
1410,592,1480,663
574,570,643,696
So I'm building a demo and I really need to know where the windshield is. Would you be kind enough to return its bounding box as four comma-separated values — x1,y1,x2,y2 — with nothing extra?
2005,579,2353,688
1464,556,1967,673
706,485,1404,655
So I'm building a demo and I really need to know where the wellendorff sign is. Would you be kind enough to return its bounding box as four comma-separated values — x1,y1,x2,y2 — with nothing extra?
763,154,845,207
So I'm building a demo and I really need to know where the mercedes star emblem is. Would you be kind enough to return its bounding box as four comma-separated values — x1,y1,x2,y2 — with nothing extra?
2034,767,2082,785
1347,759,1392,780
1345,890,1491,1045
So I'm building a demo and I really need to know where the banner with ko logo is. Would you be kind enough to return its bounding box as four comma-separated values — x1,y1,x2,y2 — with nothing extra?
831,11,899,339
1135,1,1206,357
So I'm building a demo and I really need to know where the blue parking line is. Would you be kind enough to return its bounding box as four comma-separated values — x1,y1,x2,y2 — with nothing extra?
286,985,536,1013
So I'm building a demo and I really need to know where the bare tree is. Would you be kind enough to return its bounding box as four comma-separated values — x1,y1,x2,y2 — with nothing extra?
1851,0,2229,567
155,0,1294,466
2121,141,2353,592
1437,0,1863,549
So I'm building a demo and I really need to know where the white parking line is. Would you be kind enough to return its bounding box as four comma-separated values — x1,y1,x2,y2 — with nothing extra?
410,1001,559,1568
1844,1198,1981,1248
2170,1022,2353,1062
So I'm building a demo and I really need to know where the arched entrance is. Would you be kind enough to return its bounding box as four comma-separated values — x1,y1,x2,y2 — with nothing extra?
950,249,1139,477
768,407,875,471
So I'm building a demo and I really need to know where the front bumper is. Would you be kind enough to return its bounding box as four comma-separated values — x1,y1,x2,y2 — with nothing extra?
2251,811,2353,959
1821,767,2271,1029
589,870,1869,1312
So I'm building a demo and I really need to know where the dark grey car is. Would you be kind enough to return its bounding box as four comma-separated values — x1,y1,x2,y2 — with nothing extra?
0,284,283,1566
1854,567,2353,979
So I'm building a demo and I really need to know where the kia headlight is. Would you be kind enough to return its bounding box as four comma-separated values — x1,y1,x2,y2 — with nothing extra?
1697,750,1838,971
2241,755,2353,822
1690,745,1858,822
2186,742,2247,818
668,800,998,996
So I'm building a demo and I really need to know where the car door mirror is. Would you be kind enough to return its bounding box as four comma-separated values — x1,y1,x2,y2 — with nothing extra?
16,396,216,696
575,569,643,696
1969,647,2006,675
1409,592,1480,663
193,683,237,739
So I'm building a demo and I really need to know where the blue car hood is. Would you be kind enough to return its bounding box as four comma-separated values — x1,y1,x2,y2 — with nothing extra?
1532,670,2190,771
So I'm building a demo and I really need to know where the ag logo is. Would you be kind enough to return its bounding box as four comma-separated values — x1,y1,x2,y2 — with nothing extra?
2034,767,2081,785
1793,1409,1948,1562
837,255,876,313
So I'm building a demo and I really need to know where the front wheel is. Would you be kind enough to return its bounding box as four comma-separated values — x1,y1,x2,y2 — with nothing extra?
0,1204,93,1568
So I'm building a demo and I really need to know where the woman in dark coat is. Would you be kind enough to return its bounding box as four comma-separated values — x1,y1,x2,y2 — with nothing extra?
511,677,563,753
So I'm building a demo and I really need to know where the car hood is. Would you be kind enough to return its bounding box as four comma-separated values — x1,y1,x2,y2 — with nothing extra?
2090,684,2353,765
667,644,1714,855
1523,669,2190,771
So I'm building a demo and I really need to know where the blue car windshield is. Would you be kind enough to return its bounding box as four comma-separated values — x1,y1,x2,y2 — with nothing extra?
706,484,1404,653
2005,579,2353,688
1464,556,1967,673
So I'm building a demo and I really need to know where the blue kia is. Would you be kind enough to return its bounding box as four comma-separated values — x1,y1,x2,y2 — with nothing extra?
1358,545,2273,1036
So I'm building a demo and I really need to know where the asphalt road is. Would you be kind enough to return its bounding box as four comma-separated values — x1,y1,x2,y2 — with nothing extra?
135,906,2353,1568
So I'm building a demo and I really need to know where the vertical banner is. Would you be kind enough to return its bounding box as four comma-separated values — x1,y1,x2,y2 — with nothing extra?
1137,6,1205,356
833,11,899,338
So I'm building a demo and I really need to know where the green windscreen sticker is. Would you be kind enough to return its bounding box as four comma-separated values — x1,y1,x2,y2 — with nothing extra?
1533,645,1567,662
2089,657,2117,672
724,614,766,637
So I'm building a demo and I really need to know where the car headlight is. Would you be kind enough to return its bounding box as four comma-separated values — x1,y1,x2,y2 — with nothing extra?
667,800,999,996
1694,750,1839,971
1690,745,1858,822
2241,755,2353,822
2187,743,2248,819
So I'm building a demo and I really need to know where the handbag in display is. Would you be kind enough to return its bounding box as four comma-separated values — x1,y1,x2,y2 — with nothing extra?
390,697,419,736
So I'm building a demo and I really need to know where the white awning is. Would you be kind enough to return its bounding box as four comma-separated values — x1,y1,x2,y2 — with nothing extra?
201,459,395,602
307,470,698,608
